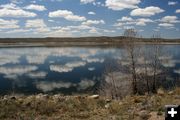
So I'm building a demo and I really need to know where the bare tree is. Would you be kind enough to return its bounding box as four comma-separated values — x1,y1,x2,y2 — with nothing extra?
123,29,139,94
151,34,161,93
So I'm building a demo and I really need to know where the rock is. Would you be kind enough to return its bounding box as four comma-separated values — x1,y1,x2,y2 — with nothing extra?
168,91,174,95
105,104,110,108
148,112,164,120
157,89,164,96
3,95,9,100
36,94,49,101
10,96,16,100
88,95,99,99
174,95,180,99
138,110,150,120
119,101,123,105
106,99,111,103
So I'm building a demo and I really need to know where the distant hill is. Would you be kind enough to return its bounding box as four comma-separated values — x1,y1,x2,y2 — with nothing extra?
0,36,179,47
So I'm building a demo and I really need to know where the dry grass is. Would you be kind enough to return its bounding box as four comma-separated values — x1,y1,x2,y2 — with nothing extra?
0,87,179,120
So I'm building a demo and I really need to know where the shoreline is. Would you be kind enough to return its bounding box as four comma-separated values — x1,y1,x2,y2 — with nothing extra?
0,41,180,48
0,37,180,48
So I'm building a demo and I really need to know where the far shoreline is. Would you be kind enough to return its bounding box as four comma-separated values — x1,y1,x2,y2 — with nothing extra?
0,36,180,47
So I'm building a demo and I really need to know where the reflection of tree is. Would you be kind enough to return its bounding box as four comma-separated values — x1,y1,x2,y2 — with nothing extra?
99,29,175,99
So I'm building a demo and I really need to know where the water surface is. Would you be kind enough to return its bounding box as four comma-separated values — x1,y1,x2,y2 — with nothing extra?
0,45,179,95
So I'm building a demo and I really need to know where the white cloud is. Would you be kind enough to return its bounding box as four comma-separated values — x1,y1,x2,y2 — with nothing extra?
0,54,20,65
36,81,73,92
93,2,104,7
65,61,86,68
83,58,104,63
0,19,19,29
176,9,180,13
49,10,86,21
80,0,96,4
11,0,23,4
161,59,176,67
114,17,154,26
24,4,47,11
27,71,47,79
174,69,180,74
88,28,98,33
159,23,174,27
88,11,96,15
6,29,31,33
168,1,178,5
103,29,115,33
123,26,135,29
130,6,164,17
26,19,47,28
105,0,140,11
0,3,36,17
160,16,180,23
31,1,36,3
118,16,134,22
0,65,38,75
26,55,47,64
50,61,86,73
88,67,95,71
78,79,95,90
82,20,105,25
136,18,154,26
50,65,73,73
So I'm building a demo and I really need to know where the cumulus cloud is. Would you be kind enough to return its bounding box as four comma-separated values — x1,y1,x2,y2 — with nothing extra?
49,10,86,21
25,19,47,28
25,19,50,33
65,61,86,68
136,18,154,26
88,11,96,15
114,16,154,27
50,61,86,73
89,28,100,34
0,19,19,29
105,0,140,11
26,55,47,64
130,6,164,17
159,16,180,23
0,54,20,65
118,16,134,22
136,67,162,76
168,1,178,5
88,67,95,71
24,4,47,11
27,71,47,79
11,0,24,4
36,81,74,92
0,65,38,75
174,69,180,74
161,59,177,67
83,58,104,63
82,20,105,25
6,29,31,33
80,0,96,4
157,16,179,29
50,65,73,73
0,3,36,17
78,79,95,90
176,9,180,13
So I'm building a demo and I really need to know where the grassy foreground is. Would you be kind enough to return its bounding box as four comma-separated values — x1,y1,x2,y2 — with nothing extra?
0,88,180,120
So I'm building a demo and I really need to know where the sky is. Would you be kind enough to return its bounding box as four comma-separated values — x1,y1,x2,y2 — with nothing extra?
0,0,179,38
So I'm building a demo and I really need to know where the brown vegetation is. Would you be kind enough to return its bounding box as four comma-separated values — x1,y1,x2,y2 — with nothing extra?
0,88,179,120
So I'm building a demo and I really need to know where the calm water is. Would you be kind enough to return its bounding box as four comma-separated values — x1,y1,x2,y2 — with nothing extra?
0,45,180,95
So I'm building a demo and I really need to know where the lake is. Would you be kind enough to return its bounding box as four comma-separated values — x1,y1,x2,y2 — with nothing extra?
0,45,180,95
